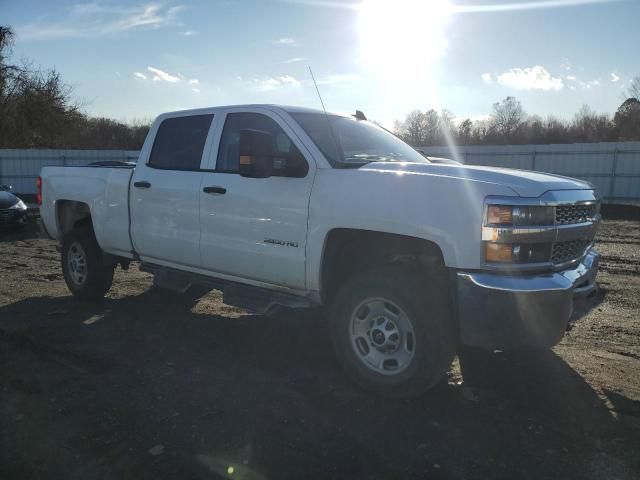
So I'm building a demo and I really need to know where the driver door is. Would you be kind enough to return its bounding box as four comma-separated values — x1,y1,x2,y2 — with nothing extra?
199,108,315,290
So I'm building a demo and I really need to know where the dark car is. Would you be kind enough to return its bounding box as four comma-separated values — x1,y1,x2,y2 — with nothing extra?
0,185,28,230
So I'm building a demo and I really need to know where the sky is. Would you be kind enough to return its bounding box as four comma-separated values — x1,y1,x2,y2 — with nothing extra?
3,0,639,127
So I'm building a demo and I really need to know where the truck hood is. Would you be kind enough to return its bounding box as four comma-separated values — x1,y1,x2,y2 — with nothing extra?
360,162,592,198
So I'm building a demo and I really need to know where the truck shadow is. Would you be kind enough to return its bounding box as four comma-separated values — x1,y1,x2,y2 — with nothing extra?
0,290,636,480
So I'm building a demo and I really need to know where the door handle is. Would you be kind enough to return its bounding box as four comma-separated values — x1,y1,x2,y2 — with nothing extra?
203,186,226,194
134,181,151,188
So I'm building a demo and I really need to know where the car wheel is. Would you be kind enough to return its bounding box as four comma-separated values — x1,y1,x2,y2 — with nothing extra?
61,227,114,301
330,266,455,398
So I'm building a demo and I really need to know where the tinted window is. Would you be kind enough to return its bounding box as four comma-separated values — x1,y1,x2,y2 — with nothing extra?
149,114,213,170
217,113,308,177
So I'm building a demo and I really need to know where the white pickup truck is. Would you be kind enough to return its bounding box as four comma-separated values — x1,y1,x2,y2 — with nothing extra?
39,104,600,397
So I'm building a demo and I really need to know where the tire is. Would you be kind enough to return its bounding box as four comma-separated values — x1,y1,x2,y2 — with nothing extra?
329,266,455,398
61,226,114,301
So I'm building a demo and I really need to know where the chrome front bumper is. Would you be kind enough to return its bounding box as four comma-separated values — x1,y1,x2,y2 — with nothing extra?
456,248,599,350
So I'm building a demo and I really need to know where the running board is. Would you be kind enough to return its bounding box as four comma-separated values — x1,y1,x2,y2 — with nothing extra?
140,263,313,314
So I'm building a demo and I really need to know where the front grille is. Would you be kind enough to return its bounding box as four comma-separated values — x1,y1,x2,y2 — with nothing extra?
551,239,589,265
556,204,596,225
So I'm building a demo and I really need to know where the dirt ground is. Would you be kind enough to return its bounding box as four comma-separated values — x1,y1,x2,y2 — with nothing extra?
1,219,639,480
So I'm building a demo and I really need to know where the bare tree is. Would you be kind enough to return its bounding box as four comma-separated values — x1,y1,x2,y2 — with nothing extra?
624,76,640,100
0,24,150,149
438,109,456,143
457,118,472,144
490,96,525,140
571,104,613,142
614,97,640,140
394,110,428,145
422,109,441,145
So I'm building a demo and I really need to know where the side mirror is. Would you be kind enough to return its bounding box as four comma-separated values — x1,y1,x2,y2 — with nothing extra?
238,129,275,178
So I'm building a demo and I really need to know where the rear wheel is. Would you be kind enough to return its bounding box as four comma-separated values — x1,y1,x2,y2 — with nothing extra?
61,227,114,301
329,266,455,398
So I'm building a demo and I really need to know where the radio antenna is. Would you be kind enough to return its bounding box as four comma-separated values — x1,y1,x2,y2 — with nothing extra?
309,66,328,114
308,66,341,163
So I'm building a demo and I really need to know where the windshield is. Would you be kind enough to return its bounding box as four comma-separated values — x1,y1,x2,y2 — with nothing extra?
290,112,428,167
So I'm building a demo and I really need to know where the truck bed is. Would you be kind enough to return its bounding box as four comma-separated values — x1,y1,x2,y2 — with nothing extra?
40,165,136,259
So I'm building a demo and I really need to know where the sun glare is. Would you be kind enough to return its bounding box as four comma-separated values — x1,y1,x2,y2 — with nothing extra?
358,0,452,106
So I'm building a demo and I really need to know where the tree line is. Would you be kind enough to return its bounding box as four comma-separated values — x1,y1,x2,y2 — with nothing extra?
0,26,149,150
1,24,639,150
394,85,640,147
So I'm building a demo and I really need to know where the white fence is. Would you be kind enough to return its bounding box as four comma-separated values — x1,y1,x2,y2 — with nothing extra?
0,149,139,194
419,141,640,204
1,142,640,203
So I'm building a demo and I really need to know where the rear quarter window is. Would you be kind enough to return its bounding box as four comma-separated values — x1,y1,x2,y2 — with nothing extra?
149,114,213,170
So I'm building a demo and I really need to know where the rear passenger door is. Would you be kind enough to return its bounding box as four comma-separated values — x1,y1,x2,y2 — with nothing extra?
199,108,315,289
130,113,214,268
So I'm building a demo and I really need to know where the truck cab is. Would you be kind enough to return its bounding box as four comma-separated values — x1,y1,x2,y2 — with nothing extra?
39,104,600,397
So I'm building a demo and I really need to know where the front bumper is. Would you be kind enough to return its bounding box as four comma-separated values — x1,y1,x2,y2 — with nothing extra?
456,248,599,350
0,208,27,229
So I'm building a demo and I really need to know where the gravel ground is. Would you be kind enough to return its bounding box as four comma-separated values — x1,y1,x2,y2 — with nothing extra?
1,219,639,480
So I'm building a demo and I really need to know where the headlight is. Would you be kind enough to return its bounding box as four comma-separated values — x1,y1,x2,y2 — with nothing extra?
484,204,555,265
9,199,27,211
485,243,551,264
486,205,554,226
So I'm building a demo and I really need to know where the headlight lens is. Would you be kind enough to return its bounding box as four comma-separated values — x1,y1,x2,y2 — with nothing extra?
485,242,552,264
486,205,513,225
486,205,554,226
9,199,27,211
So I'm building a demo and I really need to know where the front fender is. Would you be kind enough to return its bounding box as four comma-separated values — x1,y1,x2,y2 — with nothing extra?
305,168,517,293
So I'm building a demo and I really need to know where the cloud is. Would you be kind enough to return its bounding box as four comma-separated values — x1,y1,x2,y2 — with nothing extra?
272,37,298,46
147,66,180,83
579,79,600,89
244,75,302,91
496,66,563,91
481,73,492,84
565,74,602,90
181,30,195,36
283,57,306,64
17,3,184,40
135,67,202,91
611,72,620,82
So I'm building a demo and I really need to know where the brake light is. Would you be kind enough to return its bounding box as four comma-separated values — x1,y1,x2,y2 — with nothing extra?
36,176,42,205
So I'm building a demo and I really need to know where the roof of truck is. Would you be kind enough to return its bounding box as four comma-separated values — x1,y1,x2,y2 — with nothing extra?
159,104,347,118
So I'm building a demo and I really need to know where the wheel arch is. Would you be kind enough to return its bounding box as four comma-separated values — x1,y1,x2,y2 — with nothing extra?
55,200,93,239
318,228,448,303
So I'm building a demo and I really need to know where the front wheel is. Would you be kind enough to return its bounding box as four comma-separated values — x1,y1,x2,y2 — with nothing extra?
329,266,455,398
61,227,114,301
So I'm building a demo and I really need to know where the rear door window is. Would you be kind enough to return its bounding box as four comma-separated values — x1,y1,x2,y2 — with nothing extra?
149,114,213,170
